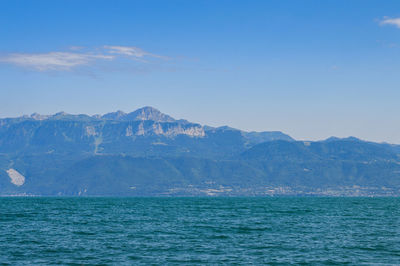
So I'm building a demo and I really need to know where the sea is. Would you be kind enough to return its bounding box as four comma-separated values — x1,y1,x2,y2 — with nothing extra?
1,197,399,265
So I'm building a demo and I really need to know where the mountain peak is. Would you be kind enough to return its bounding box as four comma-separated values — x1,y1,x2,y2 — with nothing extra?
101,107,176,122
126,106,175,122
54,111,68,116
324,136,362,142
30,113,50,121
102,110,127,120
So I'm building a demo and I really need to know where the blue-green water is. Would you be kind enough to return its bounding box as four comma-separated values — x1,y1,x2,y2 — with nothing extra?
1,198,400,265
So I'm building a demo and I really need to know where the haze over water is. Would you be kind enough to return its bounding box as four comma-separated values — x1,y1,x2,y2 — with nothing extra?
1,197,399,264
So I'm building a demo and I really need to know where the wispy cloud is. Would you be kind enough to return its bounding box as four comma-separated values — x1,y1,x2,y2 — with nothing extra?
104,45,169,60
0,52,114,71
0,46,167,71
105,46,150,57
379,17,400,28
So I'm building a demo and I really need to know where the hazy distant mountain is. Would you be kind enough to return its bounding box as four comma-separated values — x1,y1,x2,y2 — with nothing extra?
102,106,176,122
0,107,399,196
240,139,398,162
0,106,292,158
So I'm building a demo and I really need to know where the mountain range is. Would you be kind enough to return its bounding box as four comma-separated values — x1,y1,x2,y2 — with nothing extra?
1,106,399,196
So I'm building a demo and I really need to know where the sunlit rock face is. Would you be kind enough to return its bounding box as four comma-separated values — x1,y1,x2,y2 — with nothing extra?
100,107,204,137
0,106,293,158
2,107,400,197
6,169,25,186
30,113,50,121
125,125,133,137
164,124,205,137
85,126,97,137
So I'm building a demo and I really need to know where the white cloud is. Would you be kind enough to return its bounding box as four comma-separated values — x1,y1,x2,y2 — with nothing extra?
105,46,148,57
0,52,114,71
104,45,168,60
0,45,168,71
380,17,400,28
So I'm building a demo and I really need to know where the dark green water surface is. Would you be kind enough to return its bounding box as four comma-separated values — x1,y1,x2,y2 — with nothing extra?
1,197,399,265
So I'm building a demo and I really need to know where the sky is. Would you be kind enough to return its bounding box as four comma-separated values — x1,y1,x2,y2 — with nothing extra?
1,0,400,143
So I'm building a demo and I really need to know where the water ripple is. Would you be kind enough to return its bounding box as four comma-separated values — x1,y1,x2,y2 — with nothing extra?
0,197,400,264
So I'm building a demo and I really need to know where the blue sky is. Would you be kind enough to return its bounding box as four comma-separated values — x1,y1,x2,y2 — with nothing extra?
1,0,400,143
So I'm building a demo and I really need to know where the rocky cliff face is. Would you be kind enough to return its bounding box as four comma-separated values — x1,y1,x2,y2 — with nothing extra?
0,107,204,139
1,107,400,196
0,107,292,158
